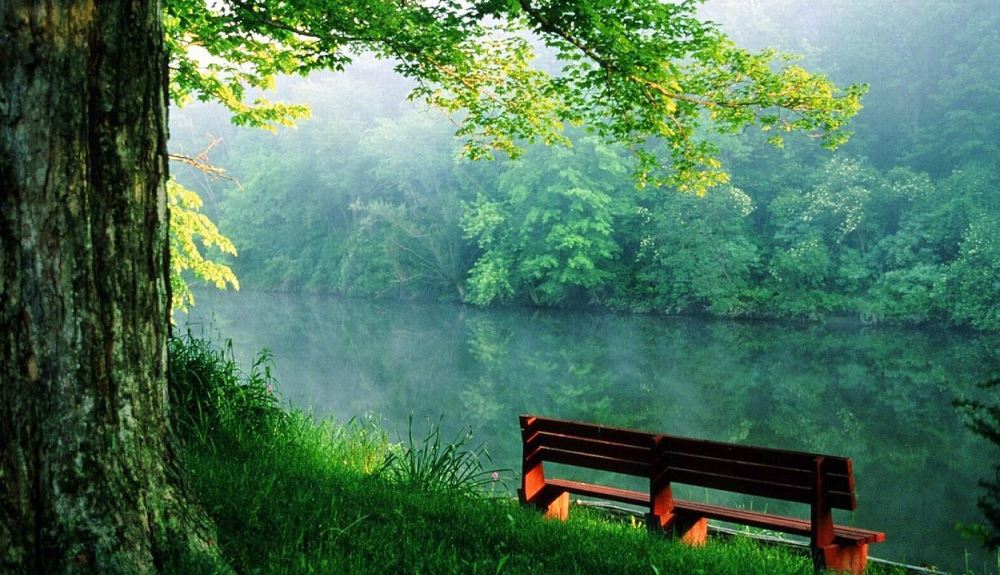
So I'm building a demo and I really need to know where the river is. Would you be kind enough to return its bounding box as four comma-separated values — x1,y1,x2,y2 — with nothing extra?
179,290,1000,572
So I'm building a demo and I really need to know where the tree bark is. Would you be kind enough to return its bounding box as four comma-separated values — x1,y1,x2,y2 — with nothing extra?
1,2,226,572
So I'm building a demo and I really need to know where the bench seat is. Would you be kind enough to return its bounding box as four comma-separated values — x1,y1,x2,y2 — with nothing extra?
546,478,649,506
547,478,884,546
673,500,885,546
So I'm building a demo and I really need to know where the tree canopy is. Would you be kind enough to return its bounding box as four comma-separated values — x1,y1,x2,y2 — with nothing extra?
166,0,863,193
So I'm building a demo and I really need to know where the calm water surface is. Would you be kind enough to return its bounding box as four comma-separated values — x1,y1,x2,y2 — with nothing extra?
181,291,1000,572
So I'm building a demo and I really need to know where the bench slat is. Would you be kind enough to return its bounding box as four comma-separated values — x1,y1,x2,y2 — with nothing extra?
661,435,852,476
523,415,656,448
830,524,887,544
546,478,649,506
526,431,652,463
527,446,650,477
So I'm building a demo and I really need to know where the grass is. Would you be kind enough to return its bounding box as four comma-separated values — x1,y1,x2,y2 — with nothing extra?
168,334,905,575
379,415,507,496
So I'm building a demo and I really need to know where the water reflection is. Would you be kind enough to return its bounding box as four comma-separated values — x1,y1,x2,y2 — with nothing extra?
180,292,999,572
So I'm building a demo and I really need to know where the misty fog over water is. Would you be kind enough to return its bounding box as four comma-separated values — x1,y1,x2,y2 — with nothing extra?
180,291,999,572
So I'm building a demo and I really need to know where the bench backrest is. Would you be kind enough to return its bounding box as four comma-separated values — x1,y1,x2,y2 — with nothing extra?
655,433,856,510
521,415,657,478
521,415,857,511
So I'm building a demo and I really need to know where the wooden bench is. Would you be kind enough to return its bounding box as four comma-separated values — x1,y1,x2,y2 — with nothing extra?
518,415,885,574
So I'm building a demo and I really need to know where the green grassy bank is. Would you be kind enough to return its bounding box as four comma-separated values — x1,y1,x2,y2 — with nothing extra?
168,335,903,574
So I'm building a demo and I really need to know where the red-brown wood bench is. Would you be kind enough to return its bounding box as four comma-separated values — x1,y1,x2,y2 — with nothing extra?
518,415,885,574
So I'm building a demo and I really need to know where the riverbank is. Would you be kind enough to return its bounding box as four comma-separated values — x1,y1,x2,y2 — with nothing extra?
169,334,911,574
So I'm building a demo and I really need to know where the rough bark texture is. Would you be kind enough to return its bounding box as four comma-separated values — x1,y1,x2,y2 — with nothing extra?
1,2,226,572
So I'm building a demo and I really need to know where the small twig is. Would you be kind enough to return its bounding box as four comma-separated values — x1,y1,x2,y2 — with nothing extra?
168,135,245,192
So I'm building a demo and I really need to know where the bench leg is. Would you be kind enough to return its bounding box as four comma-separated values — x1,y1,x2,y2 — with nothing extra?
814,543,868,574
542,490,570,520
675,516,708,546
649,513,708,546
520,486,570,521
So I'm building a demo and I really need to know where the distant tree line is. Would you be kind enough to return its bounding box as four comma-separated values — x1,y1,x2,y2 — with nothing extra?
172,0,1000,331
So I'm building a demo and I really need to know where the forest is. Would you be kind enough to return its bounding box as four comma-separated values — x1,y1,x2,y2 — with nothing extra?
170,0,1000,331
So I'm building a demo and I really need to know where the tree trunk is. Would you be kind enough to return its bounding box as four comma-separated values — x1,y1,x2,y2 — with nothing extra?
0,2,226,572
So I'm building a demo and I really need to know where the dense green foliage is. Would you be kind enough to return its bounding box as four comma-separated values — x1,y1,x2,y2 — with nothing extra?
164,0,861,190
168,334,911,574
172,1,1000,330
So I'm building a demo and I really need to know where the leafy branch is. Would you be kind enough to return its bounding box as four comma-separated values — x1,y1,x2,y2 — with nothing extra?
163,0,865,194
